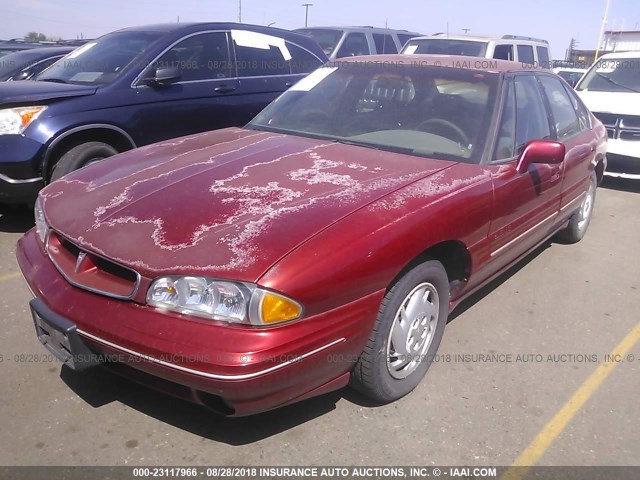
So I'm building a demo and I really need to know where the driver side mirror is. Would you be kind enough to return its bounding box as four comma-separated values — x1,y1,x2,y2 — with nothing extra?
516,140,565,174
143,67,181,87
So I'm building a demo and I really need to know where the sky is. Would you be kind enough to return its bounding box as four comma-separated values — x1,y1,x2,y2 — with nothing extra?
1,0,639,58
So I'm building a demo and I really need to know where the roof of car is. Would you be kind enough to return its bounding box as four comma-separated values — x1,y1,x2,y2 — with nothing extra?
597,50,640,59
339,54,545,73
409,34,549,44
114,22,308,37
297,26,422,35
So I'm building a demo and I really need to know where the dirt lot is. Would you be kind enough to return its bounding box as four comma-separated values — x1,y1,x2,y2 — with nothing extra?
0,178,638,467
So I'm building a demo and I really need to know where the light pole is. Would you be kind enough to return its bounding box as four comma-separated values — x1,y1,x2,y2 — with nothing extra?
238,0,242,23
302,3,313,28
595,0,612,60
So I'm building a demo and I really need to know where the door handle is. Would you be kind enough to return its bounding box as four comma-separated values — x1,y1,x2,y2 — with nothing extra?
214,85,236,93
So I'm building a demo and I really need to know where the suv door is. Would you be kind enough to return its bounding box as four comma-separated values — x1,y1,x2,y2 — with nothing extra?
134,31,239,143
536,73,597,219
485,73,563,274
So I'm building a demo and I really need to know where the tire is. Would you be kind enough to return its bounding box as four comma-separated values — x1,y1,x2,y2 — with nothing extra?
558,172,597,244
350,260,449,403
50,142,118,181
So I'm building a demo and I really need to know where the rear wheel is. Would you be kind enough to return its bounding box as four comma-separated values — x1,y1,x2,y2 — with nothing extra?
51,142,118,181
350,260,449,402
558,172,597,243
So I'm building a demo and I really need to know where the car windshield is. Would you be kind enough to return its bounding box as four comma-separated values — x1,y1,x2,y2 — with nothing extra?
295,28,343,56
402,39,489,57
36,31,163,85
0,50,39,78
249,62,499,163
576,57,640,93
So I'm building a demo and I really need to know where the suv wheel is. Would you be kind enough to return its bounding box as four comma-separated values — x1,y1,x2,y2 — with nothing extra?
51,142,118,181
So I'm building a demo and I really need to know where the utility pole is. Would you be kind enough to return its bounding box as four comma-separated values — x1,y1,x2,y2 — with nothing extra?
302,3,313,28
595,0,611,60
238,0,242,23
462,28,471,34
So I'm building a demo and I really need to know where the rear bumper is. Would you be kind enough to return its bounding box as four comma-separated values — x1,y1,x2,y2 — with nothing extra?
17,229,382,416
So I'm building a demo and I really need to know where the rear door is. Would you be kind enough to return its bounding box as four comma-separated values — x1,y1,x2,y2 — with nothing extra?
230,30,324,121
134,31,240,144
536,73,597,220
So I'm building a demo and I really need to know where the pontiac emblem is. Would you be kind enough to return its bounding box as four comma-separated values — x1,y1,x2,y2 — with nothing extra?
75,252,87,273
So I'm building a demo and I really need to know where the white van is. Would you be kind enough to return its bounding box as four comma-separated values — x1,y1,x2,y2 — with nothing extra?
576,51,640,179
401,34,551,67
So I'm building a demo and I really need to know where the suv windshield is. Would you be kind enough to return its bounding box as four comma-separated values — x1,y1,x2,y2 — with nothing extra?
249,62,498,163
577,57,640,93
36,31,163,85
295,29,343,56
403,39,489,57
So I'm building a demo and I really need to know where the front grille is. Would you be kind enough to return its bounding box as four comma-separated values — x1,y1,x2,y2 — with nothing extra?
46,230,140,299
606,153,640,175
593,112,640,141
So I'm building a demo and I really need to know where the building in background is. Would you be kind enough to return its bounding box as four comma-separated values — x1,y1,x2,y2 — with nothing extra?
602,30,640,52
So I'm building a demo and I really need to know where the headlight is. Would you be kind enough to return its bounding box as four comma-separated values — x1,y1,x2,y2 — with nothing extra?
0,106,47,135
34,197,48,243
147,276,303,326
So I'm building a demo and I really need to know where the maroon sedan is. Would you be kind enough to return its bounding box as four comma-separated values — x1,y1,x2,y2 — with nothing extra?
17,56,606,416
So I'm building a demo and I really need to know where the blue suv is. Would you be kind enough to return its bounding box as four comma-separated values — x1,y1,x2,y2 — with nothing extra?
0,23,326,205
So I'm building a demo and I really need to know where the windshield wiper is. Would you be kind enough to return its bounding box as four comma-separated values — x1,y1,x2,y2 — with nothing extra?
38,78,69,84
334,138,415,154
594,72,640,93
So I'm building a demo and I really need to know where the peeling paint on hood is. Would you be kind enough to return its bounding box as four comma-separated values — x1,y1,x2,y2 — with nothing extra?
41,127,453,281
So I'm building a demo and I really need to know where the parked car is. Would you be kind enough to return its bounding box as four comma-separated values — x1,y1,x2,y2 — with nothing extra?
295,26,421,60
402,34,552,67
0,40,49,58
18,55,606,417
0,47,75,81
0,23,326,205
553,67,587,88
575,51,640,179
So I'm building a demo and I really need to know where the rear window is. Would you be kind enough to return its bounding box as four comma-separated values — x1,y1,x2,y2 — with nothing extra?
403,39,488,57
373,34,398,54
517,45,535,64
295,28,343,57
536,46,550,68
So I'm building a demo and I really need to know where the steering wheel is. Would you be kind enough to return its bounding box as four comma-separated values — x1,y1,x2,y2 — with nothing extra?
417,118,470,146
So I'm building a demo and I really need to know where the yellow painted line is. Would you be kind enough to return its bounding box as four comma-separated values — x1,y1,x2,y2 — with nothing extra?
501,321,640,480
0,271,22,282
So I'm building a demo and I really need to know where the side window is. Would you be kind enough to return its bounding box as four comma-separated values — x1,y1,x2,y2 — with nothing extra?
152,32,230,82
514,75,551,154
233,36,290,77
494,79,516,160
372,34,398,54
336,33,370,58
517,45,534,64
564,84,591,130
23,57,62,79
287,42,323,74
493,44,514,61
538,75,582,139
536,46,550,68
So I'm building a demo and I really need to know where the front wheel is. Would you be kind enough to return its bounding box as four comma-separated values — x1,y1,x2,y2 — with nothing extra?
50,142,118,181
558,172,597,243
350,260,449,402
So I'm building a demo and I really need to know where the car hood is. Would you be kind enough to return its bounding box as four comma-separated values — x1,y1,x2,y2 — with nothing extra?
0,80,97,104
577,90,640,116
40,128,453,282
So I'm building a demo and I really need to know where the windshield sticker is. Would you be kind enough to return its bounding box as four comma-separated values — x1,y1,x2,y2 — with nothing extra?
231,30,292,61
290,66,337,91
404,45,418,55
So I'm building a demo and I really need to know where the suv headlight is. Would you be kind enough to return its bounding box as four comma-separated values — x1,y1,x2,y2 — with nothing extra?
147,276,303,326
34,197,48,243
0,106,47,135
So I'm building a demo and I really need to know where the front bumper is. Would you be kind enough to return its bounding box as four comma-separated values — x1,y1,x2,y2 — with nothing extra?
0,134,46,204
605,139,640,179
17,229,382,416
